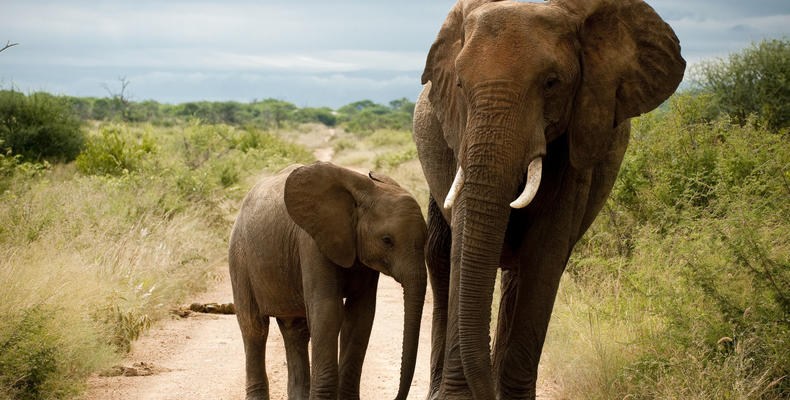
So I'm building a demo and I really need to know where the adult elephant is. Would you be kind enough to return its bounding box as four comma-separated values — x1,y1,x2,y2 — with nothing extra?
412,0,685,398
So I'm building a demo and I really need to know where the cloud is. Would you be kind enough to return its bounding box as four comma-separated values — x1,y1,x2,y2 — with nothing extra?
0,0,786,106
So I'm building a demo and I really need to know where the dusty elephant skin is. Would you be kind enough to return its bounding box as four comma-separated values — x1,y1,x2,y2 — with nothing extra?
228,161,427,400
413,0,686,399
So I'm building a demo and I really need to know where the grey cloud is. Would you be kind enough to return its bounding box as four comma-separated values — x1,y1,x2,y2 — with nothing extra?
0,0,786,106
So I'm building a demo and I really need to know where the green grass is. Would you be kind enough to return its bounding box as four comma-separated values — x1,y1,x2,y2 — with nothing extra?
542,92,790,399
329,127,428,213
0,121,312,399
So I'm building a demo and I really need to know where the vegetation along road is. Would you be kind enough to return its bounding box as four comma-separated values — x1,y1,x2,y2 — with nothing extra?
0,39,787,399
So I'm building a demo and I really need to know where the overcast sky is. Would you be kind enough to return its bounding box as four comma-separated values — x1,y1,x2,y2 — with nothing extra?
1,1,787,108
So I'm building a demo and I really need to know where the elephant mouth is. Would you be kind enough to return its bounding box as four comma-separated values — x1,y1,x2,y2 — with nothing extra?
444,156,543,210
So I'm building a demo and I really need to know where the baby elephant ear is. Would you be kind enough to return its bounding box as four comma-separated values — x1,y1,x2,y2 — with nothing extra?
558,0,685,169
284,162,372,268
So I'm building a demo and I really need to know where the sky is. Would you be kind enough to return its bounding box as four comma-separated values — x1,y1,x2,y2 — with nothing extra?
0,0,787,108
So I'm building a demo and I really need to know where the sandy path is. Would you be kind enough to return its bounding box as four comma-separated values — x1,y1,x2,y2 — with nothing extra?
85,127,555,399
83,269,434,399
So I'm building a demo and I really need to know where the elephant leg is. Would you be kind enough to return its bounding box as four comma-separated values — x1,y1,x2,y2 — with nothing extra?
338,271,379,399
425,196,452,400
498,167,592,399
305,294,343,399
232,264,272,400
277,317,310,400
497,251,566,399
240,315,271,400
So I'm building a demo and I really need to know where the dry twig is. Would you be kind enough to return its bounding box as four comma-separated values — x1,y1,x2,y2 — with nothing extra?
0,41,19,54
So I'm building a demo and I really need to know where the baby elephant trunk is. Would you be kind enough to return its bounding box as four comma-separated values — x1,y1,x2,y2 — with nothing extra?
394,270,427,400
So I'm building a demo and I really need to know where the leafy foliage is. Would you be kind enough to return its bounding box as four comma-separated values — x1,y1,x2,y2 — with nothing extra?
693,38,790,129
0,90,86,162
337,98,415,135
546,91,790,399
75,126,156,175
0,121,313,399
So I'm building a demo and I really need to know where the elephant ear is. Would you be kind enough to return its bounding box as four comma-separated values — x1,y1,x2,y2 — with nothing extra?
284,162,373,268
556,0,685,169
421,0,502,154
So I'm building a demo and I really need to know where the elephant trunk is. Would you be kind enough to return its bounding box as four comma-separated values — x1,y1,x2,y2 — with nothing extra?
457,166,516,400
395,270,427,400
456,82,546,399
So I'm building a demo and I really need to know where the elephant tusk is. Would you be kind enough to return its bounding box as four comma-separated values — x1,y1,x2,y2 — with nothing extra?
443,167,464,210
510,158,542,209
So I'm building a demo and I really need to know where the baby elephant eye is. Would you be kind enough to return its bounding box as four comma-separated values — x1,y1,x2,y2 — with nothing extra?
381,235,394,247
545,76,559,89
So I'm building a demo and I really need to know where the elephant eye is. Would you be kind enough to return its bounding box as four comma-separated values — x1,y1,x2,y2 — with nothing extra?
456,77,463,88
381,235,394,247
545,76,559,89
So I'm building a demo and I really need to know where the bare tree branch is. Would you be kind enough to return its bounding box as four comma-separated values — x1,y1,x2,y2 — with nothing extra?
0,41,19,54
102,76,133,121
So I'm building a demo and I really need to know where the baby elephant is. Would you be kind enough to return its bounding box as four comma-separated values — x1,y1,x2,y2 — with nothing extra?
229,161,427,400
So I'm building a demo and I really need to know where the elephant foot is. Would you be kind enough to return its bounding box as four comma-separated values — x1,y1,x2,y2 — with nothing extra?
245,382,270,400
438,387,474,400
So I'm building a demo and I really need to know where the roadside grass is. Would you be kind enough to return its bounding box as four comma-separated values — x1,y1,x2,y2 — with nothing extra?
542,92,790,399
0,121,312,398
329,127,429,213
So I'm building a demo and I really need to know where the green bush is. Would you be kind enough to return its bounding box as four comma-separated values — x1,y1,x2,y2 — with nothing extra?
693,38,790,129
374,147,417,169
337,99,414,135
293,107,337,126
547,90,790,398
0,91,86,162
0,306,103,400
0,142,20,181
75,126,155,175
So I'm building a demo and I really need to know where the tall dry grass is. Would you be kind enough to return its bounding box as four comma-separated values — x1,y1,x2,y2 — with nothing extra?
0,121,312,398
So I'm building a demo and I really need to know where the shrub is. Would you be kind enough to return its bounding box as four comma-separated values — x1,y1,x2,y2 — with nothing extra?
545,90,790,399
374,147,418,169
693,38,790,129
75,126,155,175
293,107,337,127
337,99,414,135
0,90,86,161
0,306,105,400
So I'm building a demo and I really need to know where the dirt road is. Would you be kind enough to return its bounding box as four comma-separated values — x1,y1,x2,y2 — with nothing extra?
85,130,555,399
84,269,434,399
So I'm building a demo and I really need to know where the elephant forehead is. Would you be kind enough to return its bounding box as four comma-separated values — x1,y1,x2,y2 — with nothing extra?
468,1,575,37
460,3,579,75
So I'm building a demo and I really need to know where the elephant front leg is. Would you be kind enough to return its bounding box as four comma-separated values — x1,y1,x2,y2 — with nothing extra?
497,254,565,400
426,196,452,400
338,271,378,399
306,297,344,399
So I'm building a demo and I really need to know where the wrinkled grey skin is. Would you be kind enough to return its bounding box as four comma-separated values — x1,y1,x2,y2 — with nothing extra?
228,162,427,400
413,0,685,398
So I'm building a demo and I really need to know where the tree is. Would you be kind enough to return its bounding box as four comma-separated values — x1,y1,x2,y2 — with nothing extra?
389,98,416,115
258,99,296,129
693,38,790,129
102,76,132,121
0,41,18,54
